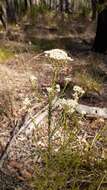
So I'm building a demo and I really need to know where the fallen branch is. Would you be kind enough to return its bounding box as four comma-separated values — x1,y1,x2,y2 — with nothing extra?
76,104,107,118
20,99,107,136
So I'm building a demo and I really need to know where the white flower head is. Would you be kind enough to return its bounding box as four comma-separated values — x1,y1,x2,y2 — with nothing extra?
73,85,85,101
58,98,78,114
46,84,60,95
65,77,72,83
46,87,53,93
78,120,84,125
29,75,38,89
23,97,30,106
44,49,73,61
28,41,32,45
81,110,86,116
56,84,60,92
73,85,85,95
15,54,18,58
29,75,37,82
98,118,105,123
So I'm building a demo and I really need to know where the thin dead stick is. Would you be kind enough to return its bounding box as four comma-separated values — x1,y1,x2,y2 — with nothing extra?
25,52,44,65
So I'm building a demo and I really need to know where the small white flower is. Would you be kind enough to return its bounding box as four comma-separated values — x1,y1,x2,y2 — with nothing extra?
46,84,60,94
67,57,74,61
15,54,18,58
56,84,60,92
81,110,86,115
67,99,78,108
78,120,84,125
46,87,53,93
28,41,32,45
37,141,45,147
29,75,38,89
98,118,105,123
73,86,85,101
58,98,78,114
23,97,30,105
65,77,72,83
16,24,19,27
73,85,85,95
73,93,79,101
29,75,37,82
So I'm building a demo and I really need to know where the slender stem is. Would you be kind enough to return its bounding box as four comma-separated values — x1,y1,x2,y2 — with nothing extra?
48,93,52,159
97,173,106,190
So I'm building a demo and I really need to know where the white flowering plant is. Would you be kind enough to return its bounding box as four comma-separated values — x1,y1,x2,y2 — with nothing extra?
44,49,74,61
57,85,85,115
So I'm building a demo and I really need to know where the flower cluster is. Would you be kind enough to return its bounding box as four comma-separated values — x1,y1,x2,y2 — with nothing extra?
46,84,60,94
58,98,78,114
44,49,74,61
46,83,85,115
58,85,85,114
73,85,85,101
23,97,30,106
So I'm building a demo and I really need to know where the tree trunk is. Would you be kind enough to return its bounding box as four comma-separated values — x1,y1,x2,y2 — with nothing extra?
91,0,98,20
0,2,7,29
64,0,69,12
5,0,17,22
93,0,107,53
59,0,63,12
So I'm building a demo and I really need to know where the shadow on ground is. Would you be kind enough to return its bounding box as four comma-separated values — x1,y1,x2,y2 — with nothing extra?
0,169,30,190
25,36,92,54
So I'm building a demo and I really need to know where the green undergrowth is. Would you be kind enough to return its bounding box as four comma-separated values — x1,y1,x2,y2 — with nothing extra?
32,151,107,190
32,39,59,51
29,37,79,52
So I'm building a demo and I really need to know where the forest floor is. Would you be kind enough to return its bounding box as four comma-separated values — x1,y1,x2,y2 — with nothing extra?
0,14,107,189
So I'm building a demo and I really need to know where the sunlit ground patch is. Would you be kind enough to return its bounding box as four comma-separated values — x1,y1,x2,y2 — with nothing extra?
0,48,14,62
